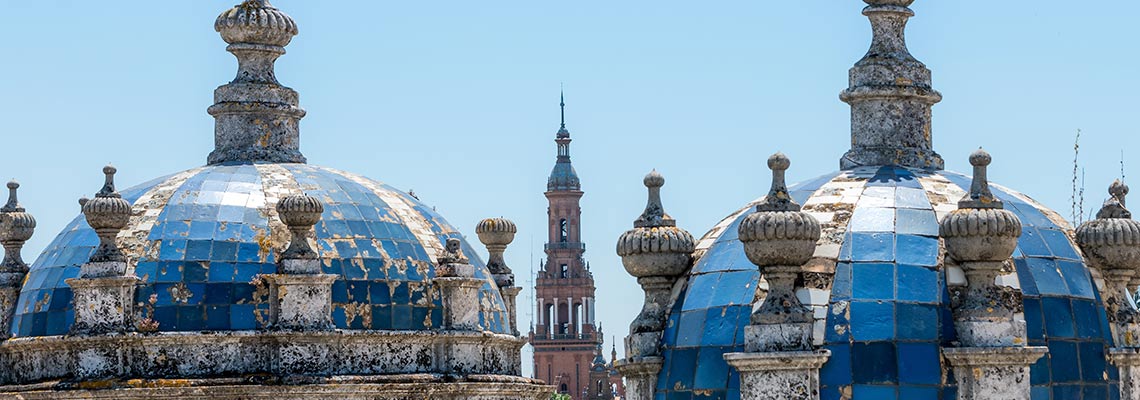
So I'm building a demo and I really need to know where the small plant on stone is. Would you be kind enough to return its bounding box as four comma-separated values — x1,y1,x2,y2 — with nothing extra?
136,293,160,333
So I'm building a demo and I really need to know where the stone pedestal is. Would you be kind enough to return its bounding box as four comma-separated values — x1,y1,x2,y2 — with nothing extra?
942,347,1047,400
1110,348,1140,400
0,272,22,338
614,356,663,400
500,286,522,336
66,275,139,335
263,273,338,330
745,320,813,353
627,331,663,360
723,350,829,400
436,263,484,331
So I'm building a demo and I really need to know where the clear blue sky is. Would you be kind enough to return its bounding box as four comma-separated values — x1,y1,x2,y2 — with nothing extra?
1,0,1137,374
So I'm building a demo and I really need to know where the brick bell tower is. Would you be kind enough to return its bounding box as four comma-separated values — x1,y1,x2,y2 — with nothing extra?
530,92,604,399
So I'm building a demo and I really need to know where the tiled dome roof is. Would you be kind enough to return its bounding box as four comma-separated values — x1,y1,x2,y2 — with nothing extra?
11,164,510,336
658,166,1112,399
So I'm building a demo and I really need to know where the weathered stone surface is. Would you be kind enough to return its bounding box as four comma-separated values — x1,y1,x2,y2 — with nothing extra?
942,347,1047,400
65,276,140,336
0,330,532,386
839,0,943,170
613,356,662,400
1109,348,1140,400
738,154,822,351
276,194,323,264
262,274,338,331
0,180,34,338
723,350,830,400
2,379,551,399
1077,181,1140,348
617,171,694,357
80,166,133,267
208,0,307,165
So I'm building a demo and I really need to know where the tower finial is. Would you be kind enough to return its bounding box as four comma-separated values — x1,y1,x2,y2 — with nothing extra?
958,148,1001,209
839,0,944,170
756,152,801,212
634,170,675,228
557,87,570,138
208,0,307,165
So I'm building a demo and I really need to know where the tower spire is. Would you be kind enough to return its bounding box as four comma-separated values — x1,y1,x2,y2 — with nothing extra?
839,0,944,170
557,87,570,138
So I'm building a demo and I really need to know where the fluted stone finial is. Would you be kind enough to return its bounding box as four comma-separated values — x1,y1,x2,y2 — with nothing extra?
738,153,822,352
476,217,517,286
277,194,322,260
1077,181,1140,351
617,171,695,358
208,0,307,165
81,165,132,265
0,181,35,273
839,0,944,170
940,150,1025,348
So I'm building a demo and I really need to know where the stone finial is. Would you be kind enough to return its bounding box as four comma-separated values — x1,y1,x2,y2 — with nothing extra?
617,171,694,358
756,153,800,212
438,238,470,267
0,181,35,273
208,0,307,165
738,153,822,351
1076,181,1140,348
476,217,517,287
632,170,675,228
839,0,944,170
276,194,323,261
81,165,132,265
940,150,1025,347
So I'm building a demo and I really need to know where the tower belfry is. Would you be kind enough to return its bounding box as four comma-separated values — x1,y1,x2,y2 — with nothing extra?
530,93,613,399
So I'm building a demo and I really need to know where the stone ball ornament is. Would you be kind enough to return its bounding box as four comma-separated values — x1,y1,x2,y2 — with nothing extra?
476,217,517,248
276,193,324,229
617,170,695,279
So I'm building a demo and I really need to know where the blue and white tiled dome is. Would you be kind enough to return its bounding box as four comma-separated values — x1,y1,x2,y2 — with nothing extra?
11,163,510,337
658,166,1114,400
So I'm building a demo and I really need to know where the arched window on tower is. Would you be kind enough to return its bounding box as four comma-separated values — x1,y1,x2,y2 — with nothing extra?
559,219,568,242
561,264,568,278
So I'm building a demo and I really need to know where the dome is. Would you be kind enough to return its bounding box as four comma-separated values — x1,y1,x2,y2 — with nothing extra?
657,165,1111,399
547,162,581,192
11,163,510,337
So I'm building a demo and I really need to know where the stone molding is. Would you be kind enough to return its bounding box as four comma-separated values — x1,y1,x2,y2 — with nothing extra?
2,378,551,400
722,350,830,372
0,330,528,386
613,356,662,400
941,346,1048,367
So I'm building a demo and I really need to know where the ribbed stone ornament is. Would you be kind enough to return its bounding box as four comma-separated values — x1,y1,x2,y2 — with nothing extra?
276,193,323,262
81,165,133,265
216,0,298,50
617,171,694,354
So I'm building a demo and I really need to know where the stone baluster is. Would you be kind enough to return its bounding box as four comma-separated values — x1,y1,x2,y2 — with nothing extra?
262,193,337,331
0,181,35,339
435,238,484,331
1076,180,1140,399
722,153,829,400
940,149,1047,400
476,217,522,336
66,165,140,336
614,171,695,400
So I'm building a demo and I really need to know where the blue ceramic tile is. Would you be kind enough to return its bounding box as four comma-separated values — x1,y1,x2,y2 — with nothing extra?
849,208,896,233
851,301,895,341
896,235,939,266
693,346,732,390
853,385,896,399
896,265,939,303
1023,258,1069,296
895,209,938,236
851,233,895,262
1048,340,1080,382
853,263,895,300
1057,260,1096,299
821,344,853,385
676,310,707,347
1042,297,1077,338
896,304,938,340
